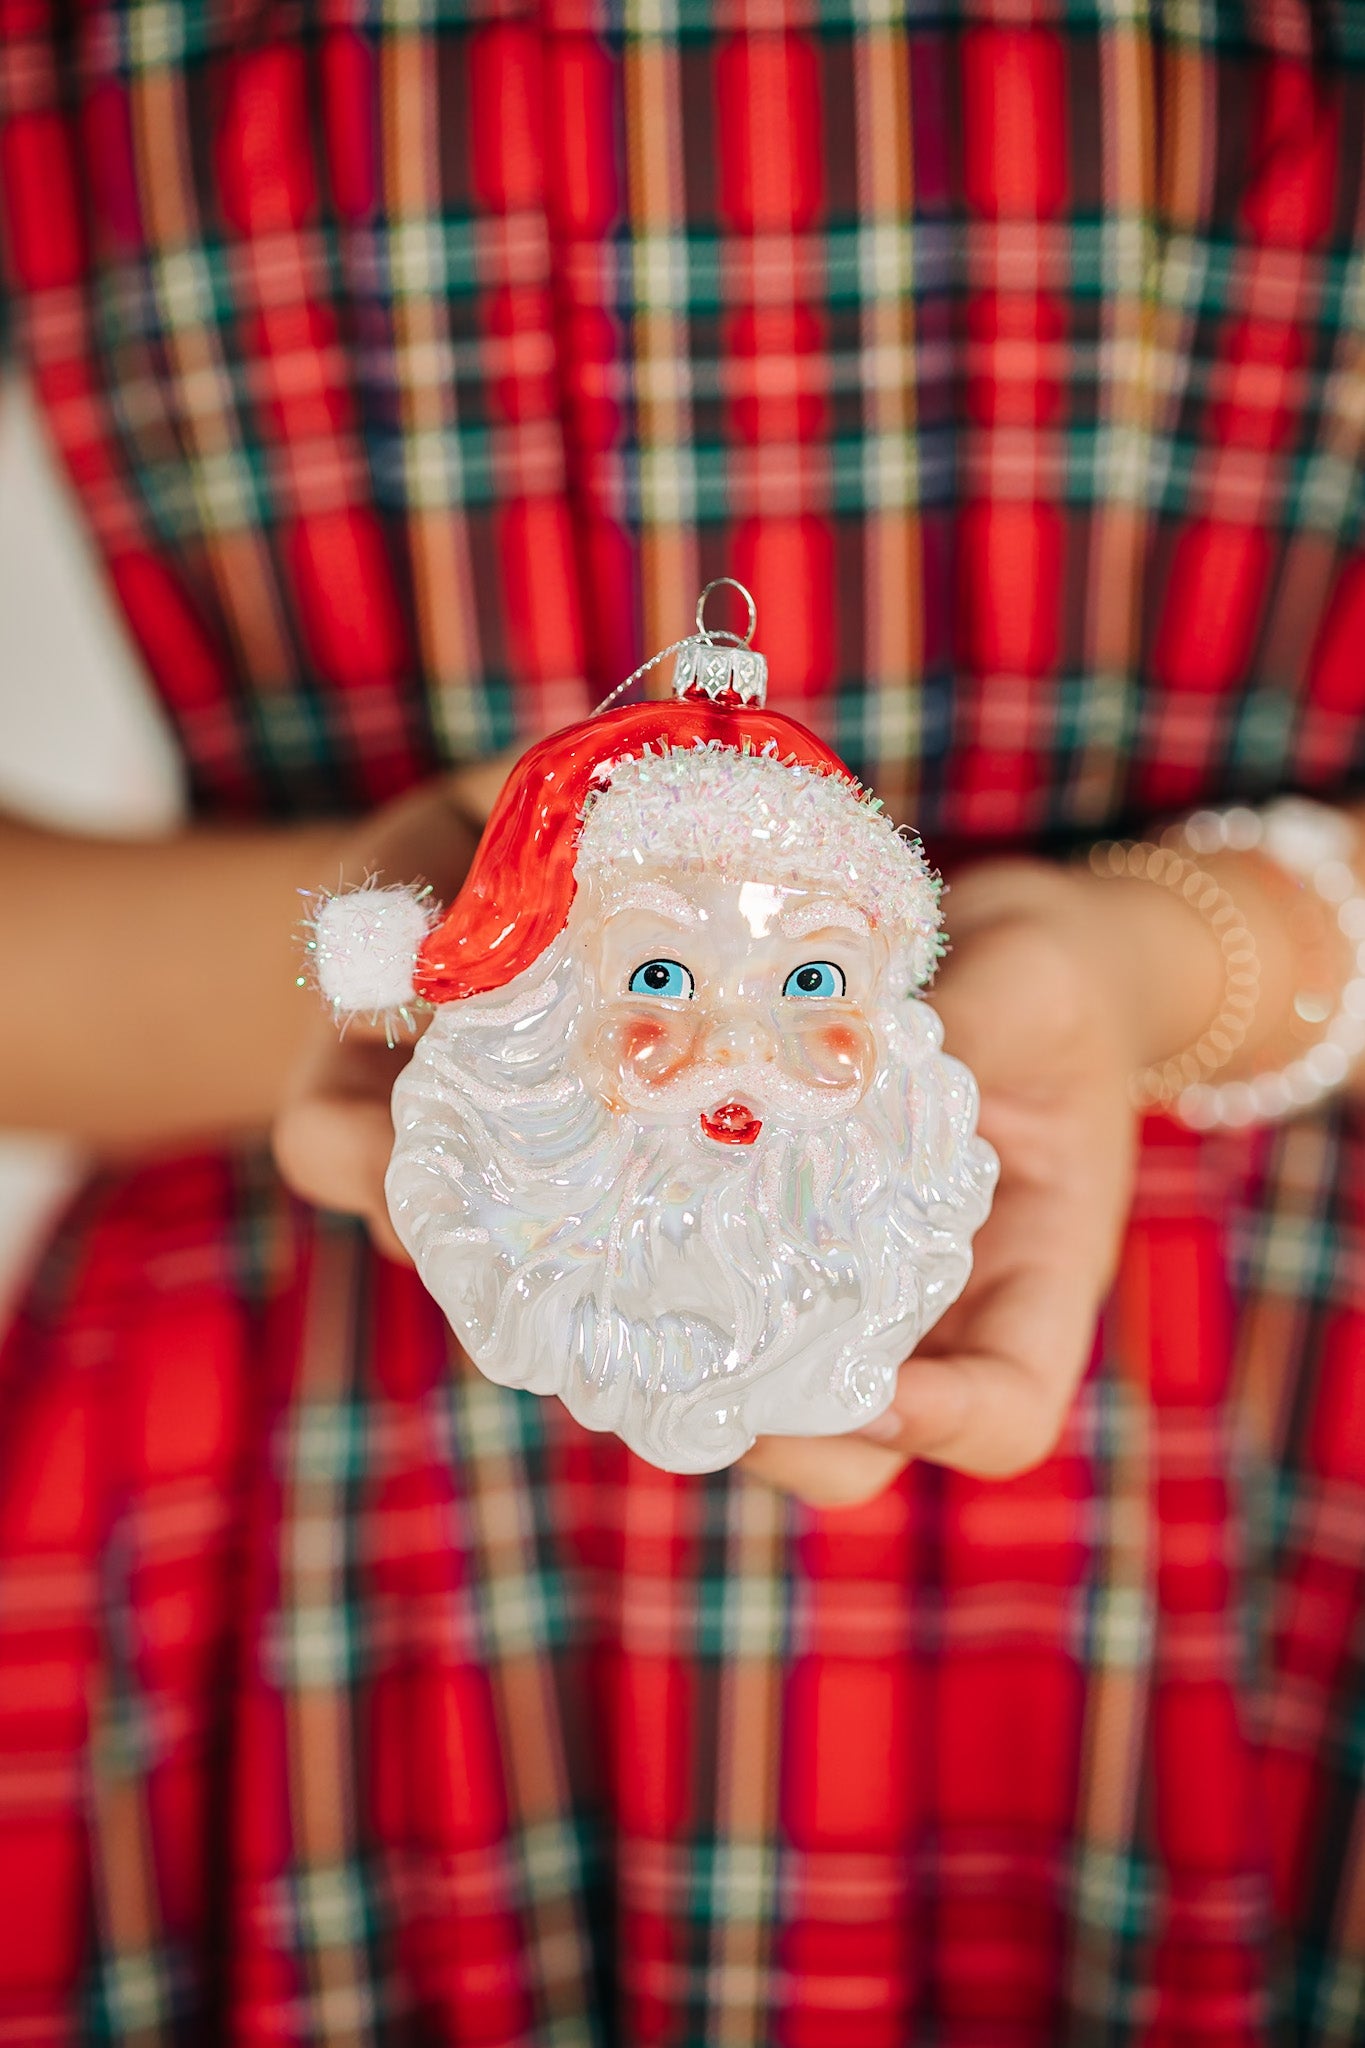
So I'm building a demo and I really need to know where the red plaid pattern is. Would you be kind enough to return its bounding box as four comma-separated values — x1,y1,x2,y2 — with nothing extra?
1,4,1364,2042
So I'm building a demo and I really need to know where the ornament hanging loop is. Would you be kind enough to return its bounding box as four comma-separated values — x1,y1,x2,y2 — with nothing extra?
674,580,767,706
695,576,758,648
589,580,768,718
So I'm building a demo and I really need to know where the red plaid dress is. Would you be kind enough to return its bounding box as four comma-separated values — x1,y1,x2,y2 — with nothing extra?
1,3,1364,2042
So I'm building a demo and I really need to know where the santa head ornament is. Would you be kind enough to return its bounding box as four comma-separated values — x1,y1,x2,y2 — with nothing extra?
311,582,996,1472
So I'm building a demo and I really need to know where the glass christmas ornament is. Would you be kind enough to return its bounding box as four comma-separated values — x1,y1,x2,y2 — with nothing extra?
311,585,997,1474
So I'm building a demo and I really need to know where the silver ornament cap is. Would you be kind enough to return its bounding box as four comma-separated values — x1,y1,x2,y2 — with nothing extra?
672,578,767,707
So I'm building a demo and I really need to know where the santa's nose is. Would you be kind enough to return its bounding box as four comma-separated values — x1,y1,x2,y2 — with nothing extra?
700,1008,778,1067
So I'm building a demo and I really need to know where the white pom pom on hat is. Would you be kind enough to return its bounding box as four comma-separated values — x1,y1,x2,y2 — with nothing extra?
308,882,440,1021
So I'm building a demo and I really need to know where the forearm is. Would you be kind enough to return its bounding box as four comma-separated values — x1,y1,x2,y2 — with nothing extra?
0,812,348,1149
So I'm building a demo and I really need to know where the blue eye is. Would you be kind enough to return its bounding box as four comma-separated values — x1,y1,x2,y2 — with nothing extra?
783,961,845,999
628,958,695,999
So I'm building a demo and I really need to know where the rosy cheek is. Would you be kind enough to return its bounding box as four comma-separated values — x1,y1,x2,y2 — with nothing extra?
622,1019,663,1055
610,1016,690,1087
783,1016,874,1093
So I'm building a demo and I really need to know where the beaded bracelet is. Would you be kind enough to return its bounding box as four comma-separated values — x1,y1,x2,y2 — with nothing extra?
1171,799,1365,1130
1091,798,1365,1131
1086,839,1262,1112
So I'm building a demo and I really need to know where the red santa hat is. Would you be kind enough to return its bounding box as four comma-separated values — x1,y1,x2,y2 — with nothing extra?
309,690,942,1024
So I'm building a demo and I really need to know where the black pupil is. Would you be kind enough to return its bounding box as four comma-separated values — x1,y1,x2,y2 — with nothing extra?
796,967,823,992
643,963,670,989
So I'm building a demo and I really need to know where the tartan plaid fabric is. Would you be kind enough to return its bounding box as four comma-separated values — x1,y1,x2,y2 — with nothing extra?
1,2,1364,2041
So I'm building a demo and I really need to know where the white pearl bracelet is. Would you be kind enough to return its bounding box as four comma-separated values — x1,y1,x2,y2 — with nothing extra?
1173,797,1365,1130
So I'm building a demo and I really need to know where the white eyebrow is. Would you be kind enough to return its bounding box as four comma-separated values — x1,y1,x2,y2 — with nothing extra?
608,880,704,927
779,900,871,940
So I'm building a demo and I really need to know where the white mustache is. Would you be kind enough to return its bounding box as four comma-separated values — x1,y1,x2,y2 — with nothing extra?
615,1061,860,1123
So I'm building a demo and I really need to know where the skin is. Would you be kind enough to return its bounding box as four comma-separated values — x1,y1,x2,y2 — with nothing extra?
4,766,1363,1507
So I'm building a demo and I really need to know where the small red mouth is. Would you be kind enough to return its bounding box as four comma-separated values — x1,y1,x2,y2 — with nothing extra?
701,1101,763,1146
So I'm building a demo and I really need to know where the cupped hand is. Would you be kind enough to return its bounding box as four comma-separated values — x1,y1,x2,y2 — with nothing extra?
740,861,1154,1509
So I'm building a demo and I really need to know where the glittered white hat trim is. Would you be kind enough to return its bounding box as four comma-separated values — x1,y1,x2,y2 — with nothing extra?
577,741,943,985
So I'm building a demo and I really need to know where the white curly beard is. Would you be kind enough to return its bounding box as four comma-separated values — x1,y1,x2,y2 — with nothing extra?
385,938,997,1473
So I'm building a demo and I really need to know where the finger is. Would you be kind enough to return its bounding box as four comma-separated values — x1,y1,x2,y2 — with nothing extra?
273,1034,415,1262
740,1429,909,1510
858,1254,1104,1477
273,1093,411,1262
